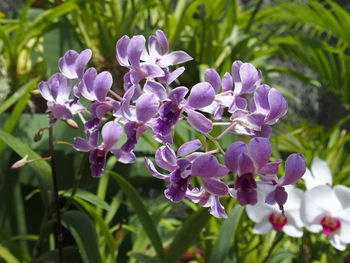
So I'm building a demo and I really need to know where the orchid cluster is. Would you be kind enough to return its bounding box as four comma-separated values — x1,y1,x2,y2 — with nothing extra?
37,30,306,219
247,157,350,251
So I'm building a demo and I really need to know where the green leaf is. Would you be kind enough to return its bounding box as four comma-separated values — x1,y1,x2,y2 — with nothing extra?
108,171,165,260
0,244,20,263
60,189,111,211
61,210,101,263
129,252,162,263
164,208,211,263
0,78,37,154
208,206,244,263
33,246,81,263
0,130,53,208
0,78,37,115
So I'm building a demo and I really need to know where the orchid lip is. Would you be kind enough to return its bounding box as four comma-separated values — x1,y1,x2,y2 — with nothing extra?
268,213,287,231
320,215,341,236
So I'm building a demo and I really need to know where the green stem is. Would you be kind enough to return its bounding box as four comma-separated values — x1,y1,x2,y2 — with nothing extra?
49,127,63,263
203,133,225,155
262,232,284,263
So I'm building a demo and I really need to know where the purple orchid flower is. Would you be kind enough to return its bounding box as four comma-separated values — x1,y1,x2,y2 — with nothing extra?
153,82,216,143
116,35,165,85
38,73,84,125
75,68,119,131
200,69,235,120
59,49,92,80
227,84,288,138
145,140,229,215
261,153,306,213
118,86,160,152
73,121,136,177
186,186,228,218
224,137,281,206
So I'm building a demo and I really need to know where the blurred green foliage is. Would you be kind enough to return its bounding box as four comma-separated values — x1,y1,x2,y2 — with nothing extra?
1,0,350,262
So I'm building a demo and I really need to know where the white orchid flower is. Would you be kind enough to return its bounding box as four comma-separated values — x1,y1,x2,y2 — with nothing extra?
303,157,332,189
246,186,304,237
301,184,350,250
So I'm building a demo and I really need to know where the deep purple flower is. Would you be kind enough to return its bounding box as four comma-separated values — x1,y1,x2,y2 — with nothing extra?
262,153,306,212
145,141,229,211
224,137,281,206
118,86,160,152
73,121,136,177
153,83,216,143
59,49,92,80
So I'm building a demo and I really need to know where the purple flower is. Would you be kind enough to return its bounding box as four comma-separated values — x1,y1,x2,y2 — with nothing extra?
73,121,136,177
59,49,92,80
153,83,216,143
224,137,281,206
262,153,306,213
186,186,228,218
145,141,229,213
142,30,192,68
118,86,160,152
38,73,83,125
116,35,165,85
231,60,261,96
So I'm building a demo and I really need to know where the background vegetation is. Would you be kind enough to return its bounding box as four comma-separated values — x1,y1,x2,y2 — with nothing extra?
1,0,350,262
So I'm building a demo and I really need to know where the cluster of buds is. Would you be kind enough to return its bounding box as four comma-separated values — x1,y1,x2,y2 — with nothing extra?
37,30,306,218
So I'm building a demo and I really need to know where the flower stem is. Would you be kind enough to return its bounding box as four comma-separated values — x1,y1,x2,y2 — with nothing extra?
49,127,63,263
109,90,123,101
203,133,225,155
216,121,236,141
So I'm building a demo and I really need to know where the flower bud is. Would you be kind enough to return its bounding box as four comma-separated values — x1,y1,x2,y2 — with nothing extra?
11,155,28,169
66,119,79,129
30,89,41,96
34,128,46,142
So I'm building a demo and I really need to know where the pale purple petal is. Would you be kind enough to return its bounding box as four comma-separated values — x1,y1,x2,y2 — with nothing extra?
156,29,169,54
192,154,220,178
144,80,167,100
204,69,221,93
51,104,72,120
248,137,271,169
279,154,306,186
239,63,260,94
166,67,185,86
58,50,79,79
94,71,112,101
90,101,113,119
177,139,202,157
144,158,169,179
253,84,270,113
224,141,247,173
140,64,164,78
73,137,92,152
169,86,188,105
136,93,159,123
116,35,130,67
111,148,136,163
202,178,229,196
102,121,122,149
38,81,54,101
186,109,212,133
158,51,193,68
222,72,233,91
185,82,215,109
127,35,146,68
75,49,92,80
265,88,288,124
155,145,177,172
